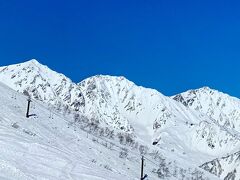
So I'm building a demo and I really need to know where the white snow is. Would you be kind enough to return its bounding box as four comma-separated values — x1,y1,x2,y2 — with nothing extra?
1,59,239,179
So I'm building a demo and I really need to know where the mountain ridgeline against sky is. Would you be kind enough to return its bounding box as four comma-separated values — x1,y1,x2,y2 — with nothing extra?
1,59,240,179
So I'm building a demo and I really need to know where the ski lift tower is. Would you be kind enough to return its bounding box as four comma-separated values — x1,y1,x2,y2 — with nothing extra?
26,97,31,118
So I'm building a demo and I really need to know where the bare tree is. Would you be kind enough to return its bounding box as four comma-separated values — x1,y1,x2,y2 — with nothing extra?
119,148,128,158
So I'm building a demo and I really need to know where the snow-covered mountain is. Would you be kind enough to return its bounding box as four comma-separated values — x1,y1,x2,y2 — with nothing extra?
0,70,218,180
0,59,85,111
173,88,240,179
1,59,240,179
173,87,240,133
77,75,240,159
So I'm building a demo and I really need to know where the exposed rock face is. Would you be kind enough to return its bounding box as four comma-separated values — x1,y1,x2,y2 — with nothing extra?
201,151,240,179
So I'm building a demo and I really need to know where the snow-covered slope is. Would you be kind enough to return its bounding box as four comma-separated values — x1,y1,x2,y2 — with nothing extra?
200,151,240,179
0,80,218,180
0,81,128,179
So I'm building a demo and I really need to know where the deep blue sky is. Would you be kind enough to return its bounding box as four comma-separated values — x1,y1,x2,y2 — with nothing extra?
0,0,240,97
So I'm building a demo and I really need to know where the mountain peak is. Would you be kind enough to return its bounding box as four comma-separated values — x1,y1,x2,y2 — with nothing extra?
21,59,47,70
185,86,217,94
0,59,85,109
197,86,219,93
26,58,39,64
199,86,212,91
173,84,240,133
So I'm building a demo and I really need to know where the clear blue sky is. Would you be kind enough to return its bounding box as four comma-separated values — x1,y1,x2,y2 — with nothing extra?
0,0,240,97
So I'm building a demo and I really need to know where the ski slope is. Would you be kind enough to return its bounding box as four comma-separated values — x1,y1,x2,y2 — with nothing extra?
0,82,142,180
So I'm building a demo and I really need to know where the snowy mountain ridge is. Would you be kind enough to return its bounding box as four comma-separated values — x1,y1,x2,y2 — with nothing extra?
173,87,240,137
1,59,240,179
0,59,85,111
